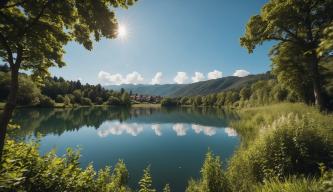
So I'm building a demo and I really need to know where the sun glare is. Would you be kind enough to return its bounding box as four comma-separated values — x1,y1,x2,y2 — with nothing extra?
117,24,127,40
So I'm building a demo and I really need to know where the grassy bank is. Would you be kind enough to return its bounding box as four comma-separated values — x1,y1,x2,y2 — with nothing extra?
224,103,333,192
229,103,333,145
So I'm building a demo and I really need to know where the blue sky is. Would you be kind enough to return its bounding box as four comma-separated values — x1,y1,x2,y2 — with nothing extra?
51,0,272,85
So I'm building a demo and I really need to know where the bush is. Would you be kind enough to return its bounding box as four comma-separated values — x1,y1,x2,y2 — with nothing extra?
81,97,92,106
63,95,71,106
186,150,230,192
107,96,122,105
160,98,178,107
0,140,131,192
138,166,156,192
95,97,104,105
227,113,333,192
254,177,319,192
37,95,55,107
55,95,65,103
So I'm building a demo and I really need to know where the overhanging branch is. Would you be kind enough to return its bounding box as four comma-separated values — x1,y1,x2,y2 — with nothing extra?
0,32,14,65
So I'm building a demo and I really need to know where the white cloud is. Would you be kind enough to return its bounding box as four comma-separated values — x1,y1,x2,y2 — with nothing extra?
233,69,250,77
192,124,217,136
151,72,163,84
172,123,188,136
224,127,238,137
173,72,188,84
191,72,205,83
151,124,162,136
207,70,223,80
125,71,144,84
97,71,144,85
97,122,144,137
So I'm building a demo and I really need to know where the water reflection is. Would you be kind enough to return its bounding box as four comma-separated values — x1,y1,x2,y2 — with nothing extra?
97,122,144,137
172,123,189,136
151,124,162,136
224,127,238,137
11,106,238,139
10,106,240,192
192,124,217,136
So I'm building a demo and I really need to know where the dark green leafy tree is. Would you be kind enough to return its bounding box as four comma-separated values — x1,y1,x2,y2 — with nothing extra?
0,0,136,159
240,0,333,110
138,166,156,192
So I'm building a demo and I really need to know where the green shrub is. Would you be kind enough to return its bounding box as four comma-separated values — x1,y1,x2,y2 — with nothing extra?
163,184,171,192
81,97,92,106
108,96,122,105
186,150,230,192
37,95,55,107
318,167,333,192
254,177,319,192
63,95,71,106
138,166,156,192
0,140,131,192
227,113,333,192
160,98,178,107
55,95,65,103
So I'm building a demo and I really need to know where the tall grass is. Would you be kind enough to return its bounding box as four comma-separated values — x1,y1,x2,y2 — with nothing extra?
254,177,319,192
230,103,333,145
226,103,333,192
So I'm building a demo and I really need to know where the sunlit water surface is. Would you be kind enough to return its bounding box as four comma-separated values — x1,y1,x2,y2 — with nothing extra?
11,107,239,191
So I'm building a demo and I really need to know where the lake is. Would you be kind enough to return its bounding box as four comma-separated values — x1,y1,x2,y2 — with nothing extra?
11,106,240,191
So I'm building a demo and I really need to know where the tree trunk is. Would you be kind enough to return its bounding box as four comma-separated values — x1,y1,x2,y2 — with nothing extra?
310,53,326,111
0,64,19,161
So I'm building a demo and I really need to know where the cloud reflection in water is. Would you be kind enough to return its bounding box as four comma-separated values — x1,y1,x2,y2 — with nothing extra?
151,124,162,136
224,127,238,137
191,124,217,136
172,123,188,136
97,122,144,137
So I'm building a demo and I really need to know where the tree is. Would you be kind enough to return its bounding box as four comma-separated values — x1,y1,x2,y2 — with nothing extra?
138,166,156,192
240,0,333,110
0,0,136,160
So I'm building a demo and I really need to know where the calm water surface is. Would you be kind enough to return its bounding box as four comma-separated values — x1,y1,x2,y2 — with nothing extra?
11,107,239,191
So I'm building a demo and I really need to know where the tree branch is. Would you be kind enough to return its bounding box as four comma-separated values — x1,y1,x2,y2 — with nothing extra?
279,26,306,45
0,0,27,9
19,0,52,37
0,32,14,66
267,35,293,43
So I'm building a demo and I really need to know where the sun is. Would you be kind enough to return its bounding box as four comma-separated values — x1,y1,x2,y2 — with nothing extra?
117,24,127,39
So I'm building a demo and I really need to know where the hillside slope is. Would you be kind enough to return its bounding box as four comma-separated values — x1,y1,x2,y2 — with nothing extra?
106,73,272,97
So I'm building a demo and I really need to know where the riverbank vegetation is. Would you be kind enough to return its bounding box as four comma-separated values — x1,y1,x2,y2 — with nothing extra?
226,105,333,191
162,72,333,111
0,69,131,109
1,103,332,191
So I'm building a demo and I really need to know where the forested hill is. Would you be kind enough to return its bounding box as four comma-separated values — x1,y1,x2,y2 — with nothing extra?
106,72,272,97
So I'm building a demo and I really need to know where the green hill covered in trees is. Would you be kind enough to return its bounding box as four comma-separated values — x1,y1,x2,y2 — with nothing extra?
106,73,272,97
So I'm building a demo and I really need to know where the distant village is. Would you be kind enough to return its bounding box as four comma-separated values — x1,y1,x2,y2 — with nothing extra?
130,93,163,103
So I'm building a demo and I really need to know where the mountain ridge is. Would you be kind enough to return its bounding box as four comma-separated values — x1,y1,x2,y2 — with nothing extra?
105,72,272,97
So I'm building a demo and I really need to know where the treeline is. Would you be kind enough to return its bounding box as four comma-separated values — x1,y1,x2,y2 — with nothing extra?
162,72,333,110
0,66,130,107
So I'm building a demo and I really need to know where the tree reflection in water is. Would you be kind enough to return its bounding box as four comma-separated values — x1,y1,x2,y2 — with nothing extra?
10,106,238,139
